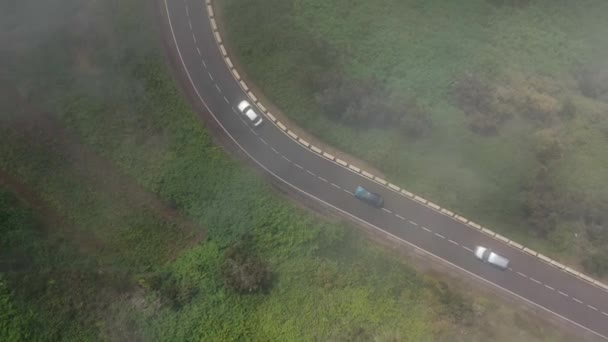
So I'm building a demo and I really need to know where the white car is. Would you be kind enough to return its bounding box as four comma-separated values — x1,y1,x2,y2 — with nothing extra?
474,246,510,270
237,100,263,127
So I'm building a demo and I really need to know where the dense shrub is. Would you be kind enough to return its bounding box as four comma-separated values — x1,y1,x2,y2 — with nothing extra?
398,98,433,138
452,73,511,135
576,64,608,102
582,254,608,277
221,238,271,294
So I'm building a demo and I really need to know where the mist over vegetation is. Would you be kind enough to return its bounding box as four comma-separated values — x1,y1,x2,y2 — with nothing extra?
219,0,608,276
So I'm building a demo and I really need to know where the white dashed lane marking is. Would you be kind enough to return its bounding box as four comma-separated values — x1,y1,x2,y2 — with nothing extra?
196,47,201,56
517,272,528,278
215,84,222,93
382,208,392,214
344,189,353,195
318,176,328,183
294,163,303,169
462,246,473,252
259,138,268,145
545,284,555,291
573,298,583,304
192,32,196,42
395,214,405,220
448,239,459,246
530,278,542,285
603,312,608,317
409,221,418,226
331,183,341,189
434,233,445,239
223,96,229,104
306,170,316,177
202,59,207,68
271,147,279,154
281,155,290,162
559,291,569,297
589,305,599,311
208,72,214,80
422,227,431,233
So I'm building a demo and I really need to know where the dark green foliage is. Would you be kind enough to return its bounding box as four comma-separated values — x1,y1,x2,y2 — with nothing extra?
452,73,510,135
431,281,474,326
576,64,608,102
313,71,432,137
582,254,608,277
221,237,271,294
398,98,433,138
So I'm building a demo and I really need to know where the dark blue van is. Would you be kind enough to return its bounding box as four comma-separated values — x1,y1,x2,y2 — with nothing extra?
354,186,384,208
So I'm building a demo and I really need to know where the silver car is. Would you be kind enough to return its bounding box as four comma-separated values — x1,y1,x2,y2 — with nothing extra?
237,100,263,127
474,246,510,270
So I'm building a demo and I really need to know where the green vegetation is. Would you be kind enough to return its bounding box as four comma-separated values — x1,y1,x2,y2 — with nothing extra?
0,0,576,340
218,0,608,274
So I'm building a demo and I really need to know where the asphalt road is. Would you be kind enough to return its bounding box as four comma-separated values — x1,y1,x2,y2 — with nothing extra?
160,0,608,339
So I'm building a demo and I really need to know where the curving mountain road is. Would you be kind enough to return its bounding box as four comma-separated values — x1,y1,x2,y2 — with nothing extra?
159,0,608,339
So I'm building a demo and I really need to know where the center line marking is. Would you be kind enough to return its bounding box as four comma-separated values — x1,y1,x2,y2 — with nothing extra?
544,285,555,291
409,221,418,226
434,233,445,239
331,183,341,189
318,177,328,182
558,291,569,297
382,208,392,214
517,272,528,278
448,239,459,245
422,227,431,233
395,214,405,220
588,305,599,311
573,298,583,304
530,278,542,285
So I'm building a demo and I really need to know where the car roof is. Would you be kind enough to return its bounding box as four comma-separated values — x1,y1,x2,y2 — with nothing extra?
488,252,510,267
244,109,258,122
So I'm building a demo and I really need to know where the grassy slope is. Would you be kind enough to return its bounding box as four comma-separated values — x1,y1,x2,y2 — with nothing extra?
217,0,608,262
0,0,575,340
